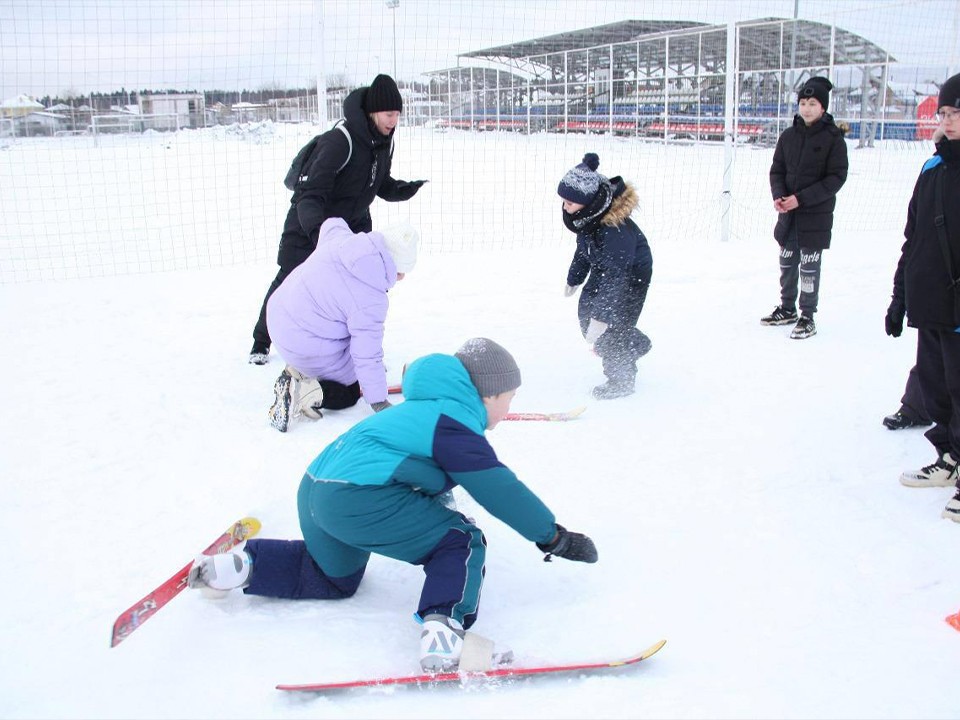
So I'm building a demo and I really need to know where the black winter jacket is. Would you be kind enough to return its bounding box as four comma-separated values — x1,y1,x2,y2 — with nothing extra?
769,113,849,250
566,179,653,327
892,138,960,331
277,87,419,265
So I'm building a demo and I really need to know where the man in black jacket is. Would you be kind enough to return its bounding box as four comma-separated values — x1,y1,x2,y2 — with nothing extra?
761,76,848,340
249,74,425,364
886,72,960,522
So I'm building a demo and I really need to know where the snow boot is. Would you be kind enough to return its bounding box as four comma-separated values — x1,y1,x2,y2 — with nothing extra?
268,367,299,432
592,377,635,400
419,614,464,672
187,549,253,598
287,367,324,419
882,410,931,430
249,341,270,365
900,452,958,488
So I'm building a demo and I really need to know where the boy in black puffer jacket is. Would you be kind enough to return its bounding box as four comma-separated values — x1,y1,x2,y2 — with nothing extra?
761,76,849,340
885,72,960,522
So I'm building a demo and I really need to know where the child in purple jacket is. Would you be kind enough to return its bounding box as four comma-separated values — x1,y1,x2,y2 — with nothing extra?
265,217,418,432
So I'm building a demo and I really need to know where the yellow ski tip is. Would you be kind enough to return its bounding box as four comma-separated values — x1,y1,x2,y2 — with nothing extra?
608,639,668,667
639,639,667,659
237,517,262,539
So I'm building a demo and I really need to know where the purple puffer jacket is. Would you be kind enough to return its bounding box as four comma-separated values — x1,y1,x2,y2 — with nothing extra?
266,217,397,403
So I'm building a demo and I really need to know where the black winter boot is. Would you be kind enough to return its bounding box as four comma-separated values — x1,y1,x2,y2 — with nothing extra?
249,341,270,365
592,377,635,400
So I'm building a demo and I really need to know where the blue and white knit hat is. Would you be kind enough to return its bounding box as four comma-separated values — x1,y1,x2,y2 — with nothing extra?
557,153,605,205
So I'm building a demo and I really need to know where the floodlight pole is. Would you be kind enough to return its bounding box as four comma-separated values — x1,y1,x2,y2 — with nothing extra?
316,0,327,126
721,21,736,243
386,0,399,78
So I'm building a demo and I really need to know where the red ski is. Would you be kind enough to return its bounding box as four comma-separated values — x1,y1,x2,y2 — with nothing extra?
110,516,261,647
387,386,586,422
504,406,586,422
276,639,666,693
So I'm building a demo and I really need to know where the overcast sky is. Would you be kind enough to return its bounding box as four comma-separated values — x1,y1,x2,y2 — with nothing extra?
1,0,958,100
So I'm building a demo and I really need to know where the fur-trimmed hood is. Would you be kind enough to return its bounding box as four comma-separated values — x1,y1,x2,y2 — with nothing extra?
601,179,639,227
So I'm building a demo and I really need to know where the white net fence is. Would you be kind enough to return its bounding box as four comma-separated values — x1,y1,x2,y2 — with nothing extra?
0,0,958,282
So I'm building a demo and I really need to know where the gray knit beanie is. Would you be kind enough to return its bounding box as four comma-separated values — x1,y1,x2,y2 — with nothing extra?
454,338,522,398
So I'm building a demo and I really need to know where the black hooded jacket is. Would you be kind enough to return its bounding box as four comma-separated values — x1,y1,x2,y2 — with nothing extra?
892,137,960,331
277,87,420,264
769,112,849,250
565,178,653,327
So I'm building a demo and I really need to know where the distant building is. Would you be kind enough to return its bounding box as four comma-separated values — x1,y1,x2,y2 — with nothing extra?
18,110,71,136
0,94,44,119
231,101,270,123
138,92,205,128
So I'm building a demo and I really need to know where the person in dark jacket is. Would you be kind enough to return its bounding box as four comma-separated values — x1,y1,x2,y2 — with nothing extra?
188,338,598,672
761,76,849,340
885,72,960,522
248,74,426,364
558,153,653,400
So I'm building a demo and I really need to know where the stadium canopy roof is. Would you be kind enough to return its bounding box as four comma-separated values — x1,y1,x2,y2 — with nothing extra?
450,18,894,81
458,20,708,59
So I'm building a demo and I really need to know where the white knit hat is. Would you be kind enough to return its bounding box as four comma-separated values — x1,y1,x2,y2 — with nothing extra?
380,222,419,274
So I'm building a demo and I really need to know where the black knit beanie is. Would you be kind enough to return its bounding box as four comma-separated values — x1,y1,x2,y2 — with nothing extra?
364,74,403,113
939,72,960,110
798,76,833,112
455,338,522,398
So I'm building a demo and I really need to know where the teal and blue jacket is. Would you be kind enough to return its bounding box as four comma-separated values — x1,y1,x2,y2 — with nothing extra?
301,352,557,563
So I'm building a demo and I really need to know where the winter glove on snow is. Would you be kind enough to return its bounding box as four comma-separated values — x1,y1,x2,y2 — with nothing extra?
885,298,905,338
371,400,393,413
584,318,608,344
537,524,598,563
563,284,579,297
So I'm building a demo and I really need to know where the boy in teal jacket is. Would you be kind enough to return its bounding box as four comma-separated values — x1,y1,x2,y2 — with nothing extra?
190,338,597,670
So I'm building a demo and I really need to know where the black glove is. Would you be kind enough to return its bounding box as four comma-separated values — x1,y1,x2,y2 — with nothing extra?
370,400,393,412
395,179,427,199
885,298,905,338
536,524,598,563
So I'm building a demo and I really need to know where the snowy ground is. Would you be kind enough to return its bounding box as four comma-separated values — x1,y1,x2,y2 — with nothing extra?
2,129,959,719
